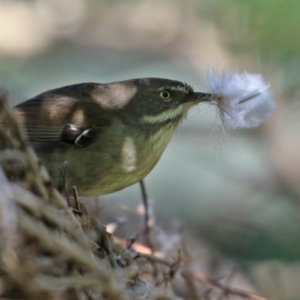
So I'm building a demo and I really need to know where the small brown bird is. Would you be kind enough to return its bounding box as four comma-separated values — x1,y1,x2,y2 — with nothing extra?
14,78,210,196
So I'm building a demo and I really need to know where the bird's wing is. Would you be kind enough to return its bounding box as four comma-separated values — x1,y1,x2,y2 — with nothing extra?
14,85,111,146
60,125,103,147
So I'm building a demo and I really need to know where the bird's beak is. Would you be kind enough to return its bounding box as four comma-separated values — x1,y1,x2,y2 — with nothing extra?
194,92,213,102
184,92,213,105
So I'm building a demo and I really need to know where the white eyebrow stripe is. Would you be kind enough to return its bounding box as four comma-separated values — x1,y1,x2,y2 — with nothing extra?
142,104,184,123
157,85,190,94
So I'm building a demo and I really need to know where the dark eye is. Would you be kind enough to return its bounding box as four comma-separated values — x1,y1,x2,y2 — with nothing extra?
159,90,171,100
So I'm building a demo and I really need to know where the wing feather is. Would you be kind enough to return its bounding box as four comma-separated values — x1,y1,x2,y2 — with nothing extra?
14,83,112,145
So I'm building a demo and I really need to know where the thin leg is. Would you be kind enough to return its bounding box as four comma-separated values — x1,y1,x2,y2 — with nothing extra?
139,180,155,251
139,179,149,234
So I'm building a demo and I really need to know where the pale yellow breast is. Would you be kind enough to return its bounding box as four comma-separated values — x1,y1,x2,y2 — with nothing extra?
93,125,176,195
63,122,179,196
136,125,177,174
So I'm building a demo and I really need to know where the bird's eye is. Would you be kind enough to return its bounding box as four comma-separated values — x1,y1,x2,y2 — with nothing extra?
159,90,171,100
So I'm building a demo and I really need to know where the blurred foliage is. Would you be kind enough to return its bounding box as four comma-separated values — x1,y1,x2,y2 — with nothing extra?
214,0,300,56
212,0,300,91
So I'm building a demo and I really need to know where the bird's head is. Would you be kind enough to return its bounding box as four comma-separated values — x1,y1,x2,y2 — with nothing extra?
103,78,211,130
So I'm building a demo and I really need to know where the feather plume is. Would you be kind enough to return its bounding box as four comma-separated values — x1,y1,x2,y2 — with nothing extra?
207,71,275,128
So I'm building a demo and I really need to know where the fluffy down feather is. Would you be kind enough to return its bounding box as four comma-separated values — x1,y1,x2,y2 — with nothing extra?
207,71,275,128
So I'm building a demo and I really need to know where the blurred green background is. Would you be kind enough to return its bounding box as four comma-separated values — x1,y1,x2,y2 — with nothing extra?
1,0,300,298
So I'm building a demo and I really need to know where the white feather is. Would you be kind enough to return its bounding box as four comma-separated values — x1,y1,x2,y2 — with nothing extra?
207,71,275,128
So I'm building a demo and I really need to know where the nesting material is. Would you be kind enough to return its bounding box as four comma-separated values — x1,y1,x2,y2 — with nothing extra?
207,71,275,128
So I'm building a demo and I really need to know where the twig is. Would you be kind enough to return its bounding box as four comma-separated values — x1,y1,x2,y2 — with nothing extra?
181,269,202,300
36,275,107,291
139,251,267,300
216,267,236,300
194,272,267,300
91,217,116,268
72,185,80,212
140,253,171,266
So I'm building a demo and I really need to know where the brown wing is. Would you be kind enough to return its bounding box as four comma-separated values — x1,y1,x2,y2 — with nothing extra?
14,83,112,146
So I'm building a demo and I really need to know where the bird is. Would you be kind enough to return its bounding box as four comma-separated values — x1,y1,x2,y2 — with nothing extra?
13,78,210,196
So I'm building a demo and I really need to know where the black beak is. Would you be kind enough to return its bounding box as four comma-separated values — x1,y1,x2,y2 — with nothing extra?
185,92,214,104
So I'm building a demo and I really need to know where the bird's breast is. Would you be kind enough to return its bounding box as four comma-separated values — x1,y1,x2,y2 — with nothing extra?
91,126,176,195
127,125,176,177
53,124,178,196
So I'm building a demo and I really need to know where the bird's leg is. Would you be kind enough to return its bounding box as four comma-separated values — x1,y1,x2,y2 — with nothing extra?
139,180,149,233
139,180,155,251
